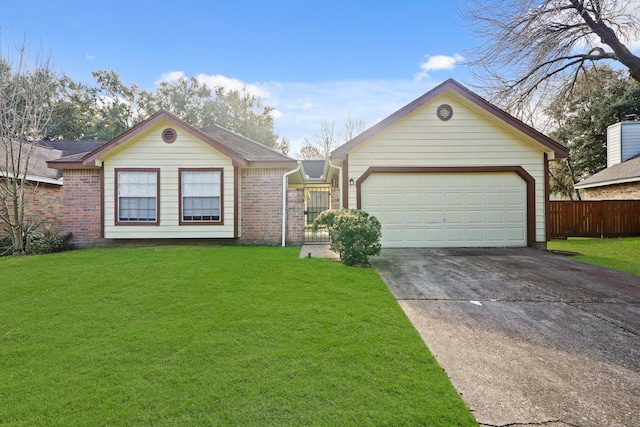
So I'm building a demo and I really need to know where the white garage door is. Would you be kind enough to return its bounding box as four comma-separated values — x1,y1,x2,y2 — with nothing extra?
361,172,527,248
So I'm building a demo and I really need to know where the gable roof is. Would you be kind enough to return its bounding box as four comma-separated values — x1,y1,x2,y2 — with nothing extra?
331,78,568,160
301,160,326,179
574,154,640,189
49,110,296,169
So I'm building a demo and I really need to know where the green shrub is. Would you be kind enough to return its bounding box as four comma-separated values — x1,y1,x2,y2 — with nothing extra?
313,209,382,266
1,222,74,256
31,224,75,254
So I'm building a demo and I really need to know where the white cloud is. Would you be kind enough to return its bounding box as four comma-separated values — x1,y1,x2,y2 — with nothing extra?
415,54,465,81
155,71,271,99
155,70,185,84
85,54,96,60
154,71,447,157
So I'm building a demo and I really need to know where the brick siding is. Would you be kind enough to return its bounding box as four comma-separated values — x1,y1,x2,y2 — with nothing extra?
61,169,103,243
240,168,288,244
330,184,340,209
287,188,304,245
2,182,63,227
582,182,640,200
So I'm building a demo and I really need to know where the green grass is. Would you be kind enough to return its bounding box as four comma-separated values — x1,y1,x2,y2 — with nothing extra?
0,246,476,426
548,237,640,276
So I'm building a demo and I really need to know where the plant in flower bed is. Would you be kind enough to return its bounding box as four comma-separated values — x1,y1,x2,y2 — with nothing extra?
313,209,382,266
0,222,74,256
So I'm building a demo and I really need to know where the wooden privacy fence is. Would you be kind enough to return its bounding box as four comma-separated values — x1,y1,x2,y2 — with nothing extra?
549,200,640,238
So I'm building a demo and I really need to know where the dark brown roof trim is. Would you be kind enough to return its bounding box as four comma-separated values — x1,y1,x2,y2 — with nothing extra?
332,79,568,160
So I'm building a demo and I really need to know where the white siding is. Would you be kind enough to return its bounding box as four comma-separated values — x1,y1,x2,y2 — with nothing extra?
607,123,622,167
347,93,548,244
621,121,640,163
102,123,235,239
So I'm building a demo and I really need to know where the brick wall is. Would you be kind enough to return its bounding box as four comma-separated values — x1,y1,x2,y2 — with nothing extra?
287,188,304,245
583,182,640,200
2,181,63,227
330,184,340,209
240,168,288,244
62,169,103,243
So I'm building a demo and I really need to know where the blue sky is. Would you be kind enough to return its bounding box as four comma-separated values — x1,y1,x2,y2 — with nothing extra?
3,0,477,154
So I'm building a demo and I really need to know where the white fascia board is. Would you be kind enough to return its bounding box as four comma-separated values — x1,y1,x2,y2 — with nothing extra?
0,170,63,186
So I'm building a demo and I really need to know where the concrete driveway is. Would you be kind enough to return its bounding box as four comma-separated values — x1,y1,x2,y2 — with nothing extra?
370,248,640,427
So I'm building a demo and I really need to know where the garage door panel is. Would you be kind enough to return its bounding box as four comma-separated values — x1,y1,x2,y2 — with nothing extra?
424,193,443,206
466,192,484,206
361,172,527,248
446,192,464,206
465,210,484,224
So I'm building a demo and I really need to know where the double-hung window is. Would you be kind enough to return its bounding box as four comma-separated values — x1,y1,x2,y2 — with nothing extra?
180,168,222,224
116,169,159,225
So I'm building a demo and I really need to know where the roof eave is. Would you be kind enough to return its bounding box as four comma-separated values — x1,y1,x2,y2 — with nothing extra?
245,160,299,169
574,176,640,189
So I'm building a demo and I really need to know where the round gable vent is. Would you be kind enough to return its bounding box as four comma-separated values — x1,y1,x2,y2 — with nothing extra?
162,128,177,143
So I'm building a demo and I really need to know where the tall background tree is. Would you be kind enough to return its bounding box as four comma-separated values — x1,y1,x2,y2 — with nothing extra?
46,70,289,153
463,0,640,116
0,41,59,254
463,0,640,198
546,66,640,198
299,118,366,159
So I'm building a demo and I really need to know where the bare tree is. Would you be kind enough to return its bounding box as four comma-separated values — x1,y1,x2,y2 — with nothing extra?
0,39,57,255
463,0,640,114
299,118,366,159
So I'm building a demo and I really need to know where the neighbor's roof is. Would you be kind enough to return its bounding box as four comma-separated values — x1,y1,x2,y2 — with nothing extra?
574,154,640,189
0,141,63,185
38,140,108,157
49,110,296,169
331,78,568,160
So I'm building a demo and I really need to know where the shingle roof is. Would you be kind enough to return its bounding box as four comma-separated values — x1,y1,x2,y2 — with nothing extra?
199,124,293,162
575,154,640,188
38,140,108,157
0,141,63,182
301,160,325,179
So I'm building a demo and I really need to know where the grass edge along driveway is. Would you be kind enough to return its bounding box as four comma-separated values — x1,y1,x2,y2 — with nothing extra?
0,245,477,426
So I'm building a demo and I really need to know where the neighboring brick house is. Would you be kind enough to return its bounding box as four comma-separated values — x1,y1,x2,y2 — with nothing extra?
48,111,307,246
2,140,112,240
575,120,640,200
0,142,64,229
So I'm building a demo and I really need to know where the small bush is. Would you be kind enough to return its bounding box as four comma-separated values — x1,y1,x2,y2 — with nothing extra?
313,209,382,266
31,225,75,254
1,222,74,256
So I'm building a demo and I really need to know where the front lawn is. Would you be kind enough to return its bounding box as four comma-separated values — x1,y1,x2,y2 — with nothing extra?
548,237,640,276
0,245,476,426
